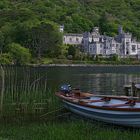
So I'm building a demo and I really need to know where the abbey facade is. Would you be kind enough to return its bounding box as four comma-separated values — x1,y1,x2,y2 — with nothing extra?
82,26,140,57
61,25,140,57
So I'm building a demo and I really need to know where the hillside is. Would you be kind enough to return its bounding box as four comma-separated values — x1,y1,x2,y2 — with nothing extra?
0,0,140,64
0,0,140,36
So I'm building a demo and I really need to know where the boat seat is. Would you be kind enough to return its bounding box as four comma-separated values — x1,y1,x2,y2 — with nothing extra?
80,97,111,103
103,100,136,108
125,100,136,106
102,97,111,102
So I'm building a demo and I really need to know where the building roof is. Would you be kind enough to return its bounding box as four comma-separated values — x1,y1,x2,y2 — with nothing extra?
64,33,83,37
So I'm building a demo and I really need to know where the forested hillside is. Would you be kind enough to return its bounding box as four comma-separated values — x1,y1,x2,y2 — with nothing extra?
0,0,140,64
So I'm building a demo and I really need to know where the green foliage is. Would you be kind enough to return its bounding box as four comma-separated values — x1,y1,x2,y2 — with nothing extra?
67,45,76,58
8,43,31,65
0,53,12,64
0,31,4,53
0,0,140,36
0,0,140,63
29,22,62,58
110,54,119,61
95,55,100,61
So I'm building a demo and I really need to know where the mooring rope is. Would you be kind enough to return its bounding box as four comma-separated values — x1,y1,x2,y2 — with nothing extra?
40,107,65,118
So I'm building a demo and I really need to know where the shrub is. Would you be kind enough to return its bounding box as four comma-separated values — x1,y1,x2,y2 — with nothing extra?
7,43,31,65
0,53,13,64
110,54,119,61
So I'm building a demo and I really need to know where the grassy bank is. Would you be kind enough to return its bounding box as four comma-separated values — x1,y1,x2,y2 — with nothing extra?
0,119,140,140
37,58,140,65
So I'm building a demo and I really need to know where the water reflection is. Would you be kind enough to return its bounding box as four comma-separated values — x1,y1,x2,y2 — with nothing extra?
72,73,140,95
2,66,140,96
46,66,140,96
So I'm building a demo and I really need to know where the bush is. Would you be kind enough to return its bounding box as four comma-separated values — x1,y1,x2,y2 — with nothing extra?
110,54,119,61
0,53,13,64
67,55,73,60
67,46,76,58
7,43,31,65
52,59,72,64
57,55,66,59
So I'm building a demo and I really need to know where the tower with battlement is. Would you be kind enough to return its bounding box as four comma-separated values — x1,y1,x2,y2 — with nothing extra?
59,25,64,32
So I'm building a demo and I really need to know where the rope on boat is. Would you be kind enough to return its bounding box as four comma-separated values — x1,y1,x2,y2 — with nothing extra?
50,112,71,119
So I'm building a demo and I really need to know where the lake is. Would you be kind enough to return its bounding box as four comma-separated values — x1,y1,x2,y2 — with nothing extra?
1,65,140,116
2,65,140,96
44,65,140,95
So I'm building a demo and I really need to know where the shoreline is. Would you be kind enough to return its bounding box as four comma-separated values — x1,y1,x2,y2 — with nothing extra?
30,64,140,67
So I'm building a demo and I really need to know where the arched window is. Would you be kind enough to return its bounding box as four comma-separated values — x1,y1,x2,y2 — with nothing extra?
132,45,136,52
69,38,72,42
76,38,79,42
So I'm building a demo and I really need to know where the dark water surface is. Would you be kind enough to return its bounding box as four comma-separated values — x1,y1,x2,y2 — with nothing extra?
1,65,140,117
3,65,140,96
44,65,140,95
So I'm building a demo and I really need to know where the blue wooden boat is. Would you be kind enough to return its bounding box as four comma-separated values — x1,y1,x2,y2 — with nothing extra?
56,85,140,127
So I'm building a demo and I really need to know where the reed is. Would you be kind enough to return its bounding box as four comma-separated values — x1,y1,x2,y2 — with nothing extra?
0,65,5,115
0,66,60,119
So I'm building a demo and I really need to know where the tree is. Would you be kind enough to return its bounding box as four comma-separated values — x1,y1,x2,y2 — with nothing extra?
29,22,62,58
8,43,31,65
99,13,118,36
0,23,15,49
67,45,76,58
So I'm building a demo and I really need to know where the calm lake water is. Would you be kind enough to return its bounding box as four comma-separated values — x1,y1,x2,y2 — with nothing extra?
3,65,140,96
45,66,140,95
1,65,140,117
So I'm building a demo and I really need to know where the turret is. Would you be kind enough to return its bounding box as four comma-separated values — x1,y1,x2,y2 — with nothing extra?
92,27,99,35
59,25,64,32
118,25,123,34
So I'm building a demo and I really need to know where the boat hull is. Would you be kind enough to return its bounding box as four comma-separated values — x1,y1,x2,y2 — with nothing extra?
63,100,140,127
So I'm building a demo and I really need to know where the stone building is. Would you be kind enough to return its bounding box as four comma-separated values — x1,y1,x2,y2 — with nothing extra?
60,25,140,57
82,26,140,57
63,34,83,45
59,25,64,32
60,25,83,45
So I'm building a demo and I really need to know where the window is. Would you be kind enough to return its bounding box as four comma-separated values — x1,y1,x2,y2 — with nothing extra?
90,47,92,51
126,51,129,54
100,50,102,54
132,45,136,52
76,38,79,42
69,38,72,42
126,42,130,46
